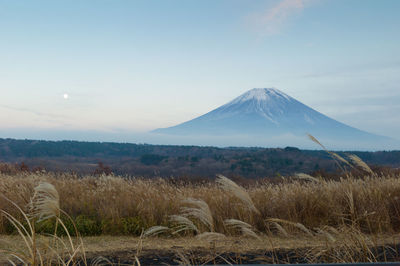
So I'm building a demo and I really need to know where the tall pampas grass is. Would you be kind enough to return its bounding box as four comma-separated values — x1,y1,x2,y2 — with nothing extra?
0,181,87,265
180,198,214,232
271,221,289,237
307,134,353,171
169,215,199,235
348,154,374,175
266,218,314,237
224,218,260,239
143,226,170,237
28,182,60,222
216,175,259,214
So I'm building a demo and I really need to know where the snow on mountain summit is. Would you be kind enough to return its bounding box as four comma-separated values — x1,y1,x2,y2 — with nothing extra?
230,88,291,104
217,88,296,121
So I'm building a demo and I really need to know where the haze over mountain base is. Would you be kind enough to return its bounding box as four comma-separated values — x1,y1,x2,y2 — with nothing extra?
0,128,398,152
148,133,397,151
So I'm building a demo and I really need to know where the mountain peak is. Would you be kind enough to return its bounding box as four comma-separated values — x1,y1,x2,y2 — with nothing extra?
153,88,389,149
230,88,292,104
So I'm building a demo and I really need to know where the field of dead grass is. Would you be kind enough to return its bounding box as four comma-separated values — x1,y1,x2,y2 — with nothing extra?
2,171,400,236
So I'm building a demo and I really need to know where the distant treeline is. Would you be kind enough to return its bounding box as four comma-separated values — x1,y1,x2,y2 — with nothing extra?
0,138,399,178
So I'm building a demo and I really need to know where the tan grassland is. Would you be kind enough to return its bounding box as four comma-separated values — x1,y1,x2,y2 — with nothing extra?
2,172,400,236
2,168,400,264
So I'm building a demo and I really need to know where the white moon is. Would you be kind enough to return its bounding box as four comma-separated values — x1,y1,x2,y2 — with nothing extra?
63,93,69,99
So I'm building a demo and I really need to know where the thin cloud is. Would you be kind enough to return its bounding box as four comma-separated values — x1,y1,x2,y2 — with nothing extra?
300,60,400,79
0,104,68,119
248,0,313,35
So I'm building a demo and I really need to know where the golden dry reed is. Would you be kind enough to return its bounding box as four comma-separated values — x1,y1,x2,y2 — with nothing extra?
1,171,400,236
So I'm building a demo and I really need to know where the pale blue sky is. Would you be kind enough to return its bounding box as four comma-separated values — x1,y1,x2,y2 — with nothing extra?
1,0,399,141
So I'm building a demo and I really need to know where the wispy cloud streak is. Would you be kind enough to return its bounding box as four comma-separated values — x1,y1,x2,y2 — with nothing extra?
300,60,400,79
0,104,68,120
248,0,313,35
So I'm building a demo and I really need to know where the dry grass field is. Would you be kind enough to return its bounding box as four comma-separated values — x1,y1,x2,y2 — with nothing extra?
2,164,400,264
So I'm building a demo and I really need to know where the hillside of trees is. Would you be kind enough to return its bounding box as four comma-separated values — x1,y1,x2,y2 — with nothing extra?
0,138,399,178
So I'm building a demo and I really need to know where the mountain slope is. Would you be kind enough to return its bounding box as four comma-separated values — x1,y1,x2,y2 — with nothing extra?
152,88,391,148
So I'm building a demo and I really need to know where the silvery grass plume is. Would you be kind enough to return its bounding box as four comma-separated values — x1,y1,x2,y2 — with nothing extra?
224,219,260,239
28,182,87,265
216,175,260,214
181,198,214,232
348,154,374,175
28,182,60,222
266,218,314,237
1,182,87,266
295,173,320,183
143,226,170,237
169,215,199,235
307,134,353,171
271,222,289,237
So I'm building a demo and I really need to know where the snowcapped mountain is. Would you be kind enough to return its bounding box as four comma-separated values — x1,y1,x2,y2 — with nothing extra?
152,88,391,149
